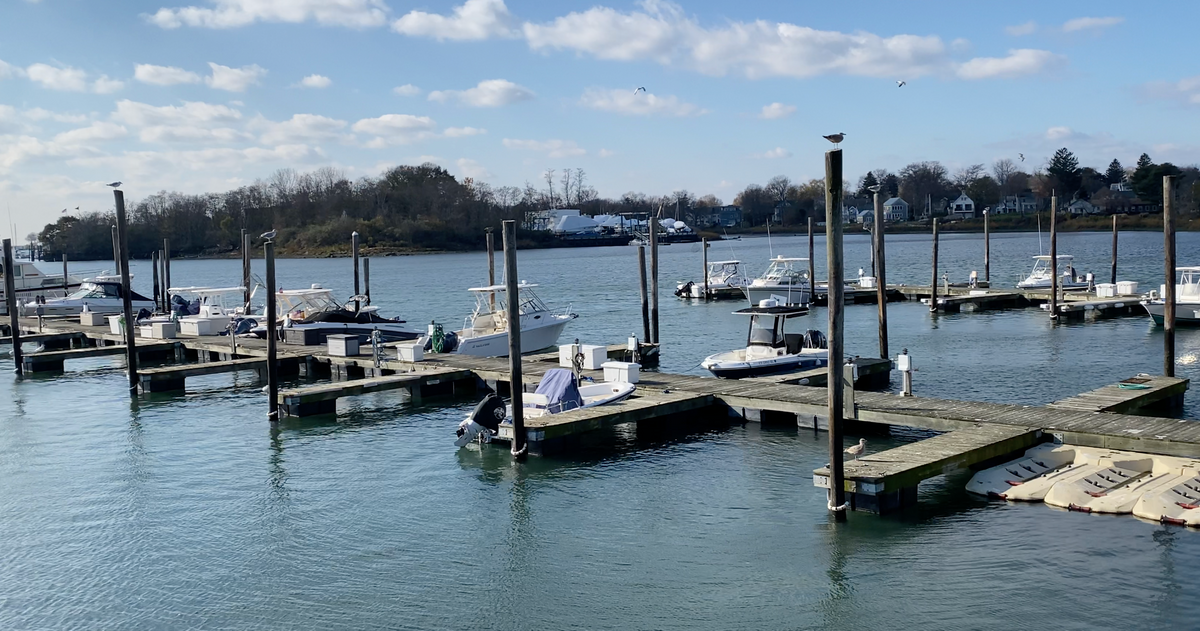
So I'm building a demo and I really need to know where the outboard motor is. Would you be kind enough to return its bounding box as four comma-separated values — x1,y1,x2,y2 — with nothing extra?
455,393,507,447
803,329,828,350
675,281,694,298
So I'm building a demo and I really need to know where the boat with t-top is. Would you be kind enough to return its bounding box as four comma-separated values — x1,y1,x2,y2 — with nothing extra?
1016,255,1090,291
701,299,827,379
741,256,812,307
1143,266,1200,326
676,260,751,300
426,282,576,357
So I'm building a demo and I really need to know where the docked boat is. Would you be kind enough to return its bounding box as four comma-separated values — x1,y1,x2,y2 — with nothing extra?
258,284,421,342
454,368,636,447
741,256,812,307
21,277,154,316
3,260,87,304
676,260,750,300
1143,266,1200,326
701,299,826,379
430,282,576,357
165,286,254,336
1016,255,1090,290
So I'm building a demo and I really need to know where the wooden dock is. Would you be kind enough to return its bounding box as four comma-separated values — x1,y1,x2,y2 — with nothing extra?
278,368,473,417
1047,374,1187,415
22,341,179,372
892,284,1149,320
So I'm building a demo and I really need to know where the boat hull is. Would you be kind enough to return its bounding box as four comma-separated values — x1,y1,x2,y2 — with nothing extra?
22,298,155,317
455,317,572,357
1144,301,1200,326
702,351,828,379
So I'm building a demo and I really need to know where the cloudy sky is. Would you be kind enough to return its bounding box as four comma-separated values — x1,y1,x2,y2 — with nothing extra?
1,0,1195,237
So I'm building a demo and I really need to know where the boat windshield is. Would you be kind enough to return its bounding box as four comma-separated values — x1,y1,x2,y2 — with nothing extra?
474,287,551,316
747,314,781,347
66,283,119,299
761,259,808,282
709,262,741,282
277,290,340,317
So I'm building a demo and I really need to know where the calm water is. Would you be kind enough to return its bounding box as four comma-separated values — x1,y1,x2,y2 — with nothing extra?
4,230,1200,630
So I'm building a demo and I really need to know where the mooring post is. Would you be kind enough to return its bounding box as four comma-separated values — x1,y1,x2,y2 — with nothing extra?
486,227,495,311
111,225,119,273
650,213,659,344
502,220,526,458
363,258,371,306
1050,196,1058,321
983,209,990,284
114,190,138,397
638,245,650,344
825,148,847,521
158,249,166,308
151,250,160,312
1165,175,1177,377
163,238,171,302
929,218,939,313
62,252,69,293
873,191,888,360
242,230,252,312
3,239,22,375
1111,215,1118,286
807,217,816,303
265,238,279,421
701,237,709,300
351,231,361,313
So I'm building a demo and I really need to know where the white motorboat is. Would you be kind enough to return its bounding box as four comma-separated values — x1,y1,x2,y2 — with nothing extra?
741,256,812,307
22,277,154,316
264,284,421,342
1143,266,1200,326
1016,255,1090,290
454,368,635,447
701,299,826,379
3,260,89,304
430,282,576,357
675,260,750,299
166,286,253,336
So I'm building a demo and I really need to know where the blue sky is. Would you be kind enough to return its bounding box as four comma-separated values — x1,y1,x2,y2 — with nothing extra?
1,0,1196,237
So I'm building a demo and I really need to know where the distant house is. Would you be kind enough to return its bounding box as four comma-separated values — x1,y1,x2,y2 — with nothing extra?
856,209,875,224
1092,189,1156,214
949,193,976,219
1067,199,1098,216
883,197,910,222
994,194,1037,214
698,205,743,227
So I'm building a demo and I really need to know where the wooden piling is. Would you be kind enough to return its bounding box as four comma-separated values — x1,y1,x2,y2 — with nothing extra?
114,190,137,397
701,237,709,300
824,149,847,522
3,239,22,375
242,230,252,311
152,250,160,312
1165,176,1177,377
61,252,69,293
638,245,650,344
929,218,939,313
502,220,526,457
1111,215,1118,286
983,209,990,284
265,238,279,421
486,227,496,311
1050,196,1058,321
363,258,371,306
111,225,119,273
158,249,167,309
873,191,888,360
807,217,816,299
163,238,171,300
650,213,659,344
351,231,361,313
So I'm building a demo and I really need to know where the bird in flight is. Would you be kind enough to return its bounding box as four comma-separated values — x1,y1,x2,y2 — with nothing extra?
61,208,67,214
633,87,646,94
823,132,846,147
106,181,121,188
1018,153,1025,162
260,229,277,241
897,80,906,87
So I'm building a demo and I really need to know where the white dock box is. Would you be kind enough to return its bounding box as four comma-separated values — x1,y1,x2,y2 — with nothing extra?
1116,281,1139,295
327,334,359,357
139,325,153,338
107,315,123,334
580,344,606,370
601,361,640,384
558,342,580,368
398,343,424,362
80,311,105,326
179,318,222,336
1095,283,1117,298
151,321,177,339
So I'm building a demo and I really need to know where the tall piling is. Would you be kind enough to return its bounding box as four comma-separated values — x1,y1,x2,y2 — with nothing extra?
363,258,371,306
807,217,816,302
162,238,171,302
114,190,137,397
929,218,939,313
159,249,167,308
1050,196,1058,321
4,239,22,375
873,191,888,360
1164,175,1177,377
983,209,990,284
638,246,650,344
486,227,496,311
61,252,69,293
1111,215,1119,286
825,149,847,522
351,231,361,313
650,214,660,344
111,225,119,273
502,220,526,458
151,250,160,312
701,237,709,300
265,238,279,421
242,230,252,311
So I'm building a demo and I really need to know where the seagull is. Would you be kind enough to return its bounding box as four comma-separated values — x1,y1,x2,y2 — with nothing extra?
61,208,68,214
105,181,121,188
260,229,277,242
1018,153,1025,162
633,86,646,94
823,132,846,147
868,184,882,193
897,80,906,87
845,438,867,460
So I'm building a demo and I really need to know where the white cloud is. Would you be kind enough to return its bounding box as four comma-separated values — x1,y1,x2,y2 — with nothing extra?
444,126,486,137
1062,16,1124,33
1143,75,1200,106
1045,126,1073,140
205,62,266,91
598,148,615,158
135,64,201,85
147,0,389,29
53,122,128,145
26,63,88,91
502,138,585,158
393,84,420,96
955,49,1062,80
428,79,534,107
257,113,348,145
754,147,791,159
139,126,250,144
112,99,243,127
579,87,703,116
455,157,492,179
298,74,332,88
351,114,437,147
1005,21,1037,36
0,59,18,79
92,75,125,94
392,0,516,40
759,102,795,120
23,108,89,124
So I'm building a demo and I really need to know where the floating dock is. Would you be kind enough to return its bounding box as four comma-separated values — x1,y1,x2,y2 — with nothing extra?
892,284,1150,320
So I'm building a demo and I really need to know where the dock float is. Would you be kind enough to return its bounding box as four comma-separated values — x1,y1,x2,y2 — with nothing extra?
22,342,178,373
494,391,715,449
1048,375,1187,415
277,368,474,417
138,357,274,393
0,331,85,349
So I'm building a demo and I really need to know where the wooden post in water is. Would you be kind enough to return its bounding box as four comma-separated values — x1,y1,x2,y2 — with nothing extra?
502,220,526,458
351,231,361,313
824,149,847,522
650,214,659,344
701,237,709,300
983,209,990,284
62,252,69,293
807,217,816,301
486,227,496,311
638,246,650,344
929,218,939,313
162,238,171,303
873,191,888,360
158,249,167,308
265,238,279,421
114,190,138,397
1050,196,1058,321
1164,175,1177,377
151,250,160,312
111,225,119,273
363,258,371,306
242,230,252,311
1110,215,1119,286
3,239,22,375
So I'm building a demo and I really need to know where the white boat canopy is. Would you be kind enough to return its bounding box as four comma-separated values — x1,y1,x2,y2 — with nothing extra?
167,286,247,294
710,260,741,265
467,282,539,292
1031,255,1075,261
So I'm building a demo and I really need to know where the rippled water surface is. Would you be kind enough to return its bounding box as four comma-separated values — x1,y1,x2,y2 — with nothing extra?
3,230,1200,630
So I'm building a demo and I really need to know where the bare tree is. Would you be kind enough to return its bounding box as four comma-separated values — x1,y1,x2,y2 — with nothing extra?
765,175,791,203
992,159,1018,186
560,169,573,207
542,169,556,209
952,164,985,190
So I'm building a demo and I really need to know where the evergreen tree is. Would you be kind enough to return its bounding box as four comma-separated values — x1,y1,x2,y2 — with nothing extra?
882,174,900,197
857,171,878,197
1104,159,1125,185
1131,154,1157,201
1047,147,1082,196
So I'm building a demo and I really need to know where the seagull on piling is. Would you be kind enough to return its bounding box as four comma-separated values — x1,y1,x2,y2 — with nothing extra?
106,181,121,188
260,229,277,242
845,438,867,460
897,80,906,87
823,132,846,147
634,86,646,94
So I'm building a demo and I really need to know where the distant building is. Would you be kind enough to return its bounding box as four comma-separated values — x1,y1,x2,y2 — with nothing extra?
1092,189,1156,214
697,205,743,227
525,208,580,231
883,197,910,222
1066,199,1098,216
949,193,976,219
993,195,1037,214
856,208,875,224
